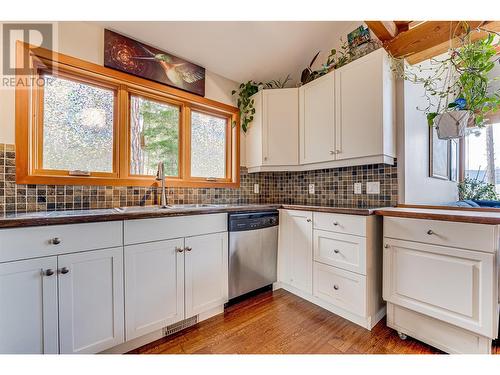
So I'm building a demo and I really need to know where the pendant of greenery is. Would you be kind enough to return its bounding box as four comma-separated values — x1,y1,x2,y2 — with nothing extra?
232,75,292,133
394,22,500,129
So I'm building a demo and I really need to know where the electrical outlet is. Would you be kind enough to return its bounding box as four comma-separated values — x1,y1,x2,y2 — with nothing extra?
366,181,380,195
308,183,315,195
253,184,260,194
354,183,362,194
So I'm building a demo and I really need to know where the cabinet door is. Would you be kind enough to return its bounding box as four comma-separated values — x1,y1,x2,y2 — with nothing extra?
335,49,386,160
383,239,497,337
0,257,58,354
124,239,185,340
58,247,124,354
262,88,299,166
185,232,228,318
299,72,335,164
279,210,313,294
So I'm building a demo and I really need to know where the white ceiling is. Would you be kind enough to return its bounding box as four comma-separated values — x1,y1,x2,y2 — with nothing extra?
94,21,362,85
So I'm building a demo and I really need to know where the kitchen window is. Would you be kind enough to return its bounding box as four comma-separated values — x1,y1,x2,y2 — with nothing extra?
15,42,239,188
463,124,500,193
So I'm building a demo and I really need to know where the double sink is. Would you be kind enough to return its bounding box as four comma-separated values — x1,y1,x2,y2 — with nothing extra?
114,204,230,213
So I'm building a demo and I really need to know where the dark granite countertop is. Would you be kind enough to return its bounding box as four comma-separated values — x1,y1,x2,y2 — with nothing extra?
0,204,383,229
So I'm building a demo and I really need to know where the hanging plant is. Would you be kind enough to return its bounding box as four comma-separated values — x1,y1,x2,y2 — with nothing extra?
394,22,500,139
232,75,293,133
232,81,261,133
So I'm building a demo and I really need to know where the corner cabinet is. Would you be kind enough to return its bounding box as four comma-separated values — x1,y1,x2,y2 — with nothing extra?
246,88,299,172
246,48,395,172
278,209,385,330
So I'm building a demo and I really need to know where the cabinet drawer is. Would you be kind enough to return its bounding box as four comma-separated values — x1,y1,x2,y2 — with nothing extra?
383,239,496,337
313,212,366,236
124,213,227,245
384,217,496,253
313,230,366,274
313,262,366,316
0,221,123,263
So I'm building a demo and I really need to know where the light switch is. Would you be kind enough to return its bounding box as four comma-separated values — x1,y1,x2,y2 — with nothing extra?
308,183,315,195
354,183,362,194
253,184,260,194
366,181,380,194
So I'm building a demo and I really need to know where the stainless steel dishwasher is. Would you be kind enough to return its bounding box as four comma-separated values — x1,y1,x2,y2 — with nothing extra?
228,211,279,301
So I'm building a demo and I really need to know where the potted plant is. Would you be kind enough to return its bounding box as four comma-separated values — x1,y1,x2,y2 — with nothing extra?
396,22,500,140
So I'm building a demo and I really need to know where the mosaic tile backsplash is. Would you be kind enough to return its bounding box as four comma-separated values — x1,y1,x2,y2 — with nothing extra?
0,143,398,214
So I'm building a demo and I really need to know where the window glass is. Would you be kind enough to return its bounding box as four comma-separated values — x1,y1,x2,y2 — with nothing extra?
190,111,227,178
464,124,500,193
42,75,114,172
130,95,180,176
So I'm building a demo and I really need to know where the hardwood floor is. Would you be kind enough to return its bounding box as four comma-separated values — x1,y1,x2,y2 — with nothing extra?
128,289,499,354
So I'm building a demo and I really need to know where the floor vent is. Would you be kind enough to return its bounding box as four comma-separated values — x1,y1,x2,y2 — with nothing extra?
163,315,198,337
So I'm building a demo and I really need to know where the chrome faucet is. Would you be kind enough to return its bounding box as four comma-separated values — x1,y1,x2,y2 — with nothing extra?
156,161,168,208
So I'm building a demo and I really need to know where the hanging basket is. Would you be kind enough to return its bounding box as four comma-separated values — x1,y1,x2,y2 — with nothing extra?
434,110,470,140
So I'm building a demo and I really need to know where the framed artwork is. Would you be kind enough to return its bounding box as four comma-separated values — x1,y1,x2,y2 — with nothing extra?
429,126,451,180
450,138,459,182
104,29,205,96
347,26,371,49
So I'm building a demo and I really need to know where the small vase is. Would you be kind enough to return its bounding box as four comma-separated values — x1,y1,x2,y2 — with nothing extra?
434,110,470,140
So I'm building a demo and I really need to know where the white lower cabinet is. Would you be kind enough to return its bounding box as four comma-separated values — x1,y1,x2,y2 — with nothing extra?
185,232,229,318
278,209,384,330
0,257,59,354
124,239,185,340
383,217,499,353
58,247,124,354
278,210,313,294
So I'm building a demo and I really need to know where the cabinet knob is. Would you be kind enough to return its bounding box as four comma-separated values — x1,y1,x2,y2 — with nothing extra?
175,247,184,253
333,222,339,226
184,246,192,252
329,151,335,155
264,157,268,161
384,244,389,248
333,249,340,254
51,237,61,245
427,230,434,235
306,219,312,222
333,285,339,290
44,269,55,276
59,267,69,275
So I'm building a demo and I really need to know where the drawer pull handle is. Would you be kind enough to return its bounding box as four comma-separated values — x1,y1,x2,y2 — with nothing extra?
59,267,69,275
333,249,340,254
333,285,339,290
306,219,312,222
175,247,184,253
51,237,61,245
44,269,55,277
333,222,339,226
427,230,434,235
185,246,192,252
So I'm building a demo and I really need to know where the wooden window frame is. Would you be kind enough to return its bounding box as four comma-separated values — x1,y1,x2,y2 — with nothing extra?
15,41,240,188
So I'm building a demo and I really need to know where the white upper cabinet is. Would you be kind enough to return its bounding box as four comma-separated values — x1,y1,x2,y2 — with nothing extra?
299,72,335,165
334,48,395,161
58,247,124,354
245,49,395,172
0,257,59,354
246,88,299,171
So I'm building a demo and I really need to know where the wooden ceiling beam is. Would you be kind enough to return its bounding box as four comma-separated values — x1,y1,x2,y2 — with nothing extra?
365,21,398,42
384,21,500,64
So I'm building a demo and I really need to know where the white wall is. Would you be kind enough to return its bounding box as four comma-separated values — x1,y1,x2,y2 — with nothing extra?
0,22,246,164
397,66,458,205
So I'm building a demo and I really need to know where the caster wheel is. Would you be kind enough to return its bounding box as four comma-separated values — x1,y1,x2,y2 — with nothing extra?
397,331,408,340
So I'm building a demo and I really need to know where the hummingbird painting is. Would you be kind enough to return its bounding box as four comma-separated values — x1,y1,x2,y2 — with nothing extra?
104,29,206,96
